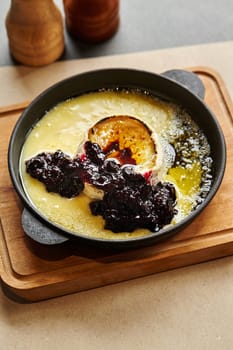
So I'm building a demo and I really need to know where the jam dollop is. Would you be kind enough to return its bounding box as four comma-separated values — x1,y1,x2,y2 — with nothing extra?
90,179,177,233
25,141,177,233
25,150,84,198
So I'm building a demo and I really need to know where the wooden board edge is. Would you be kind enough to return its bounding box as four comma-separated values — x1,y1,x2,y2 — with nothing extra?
1,228,233,302
1,66,232,117
0,100,30,116
189,65,233,119
2,236,233,303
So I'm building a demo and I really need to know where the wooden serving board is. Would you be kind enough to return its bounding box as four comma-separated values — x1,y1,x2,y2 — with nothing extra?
0,67,233,302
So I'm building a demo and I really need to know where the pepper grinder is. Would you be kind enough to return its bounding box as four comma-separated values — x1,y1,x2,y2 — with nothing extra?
5,0,65,66
63,0,120,43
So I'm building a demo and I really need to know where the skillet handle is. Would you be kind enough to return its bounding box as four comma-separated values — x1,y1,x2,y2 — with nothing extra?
161,69,205,100
22,208,69,245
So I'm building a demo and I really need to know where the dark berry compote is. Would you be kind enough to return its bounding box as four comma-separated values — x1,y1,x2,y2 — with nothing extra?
26,141,177,233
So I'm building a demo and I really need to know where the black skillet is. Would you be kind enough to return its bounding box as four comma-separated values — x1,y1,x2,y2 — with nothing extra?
8,68,226,248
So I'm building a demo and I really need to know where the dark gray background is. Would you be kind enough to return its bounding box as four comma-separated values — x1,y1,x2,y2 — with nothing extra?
1,0,233,66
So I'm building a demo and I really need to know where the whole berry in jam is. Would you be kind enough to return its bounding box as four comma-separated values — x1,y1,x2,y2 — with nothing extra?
84,141,105,165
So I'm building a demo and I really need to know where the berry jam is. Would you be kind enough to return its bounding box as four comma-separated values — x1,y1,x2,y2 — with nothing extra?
90,180,177,233
26,141,177,233
25,150,84,198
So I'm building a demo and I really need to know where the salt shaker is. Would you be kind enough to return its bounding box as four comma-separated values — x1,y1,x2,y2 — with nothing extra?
5,0,65,66
63,0,120,43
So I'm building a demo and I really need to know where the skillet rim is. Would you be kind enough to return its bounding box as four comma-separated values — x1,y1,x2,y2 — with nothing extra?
7,68,227,248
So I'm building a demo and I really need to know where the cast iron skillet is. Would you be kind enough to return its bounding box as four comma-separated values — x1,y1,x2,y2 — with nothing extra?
8,68,226,248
